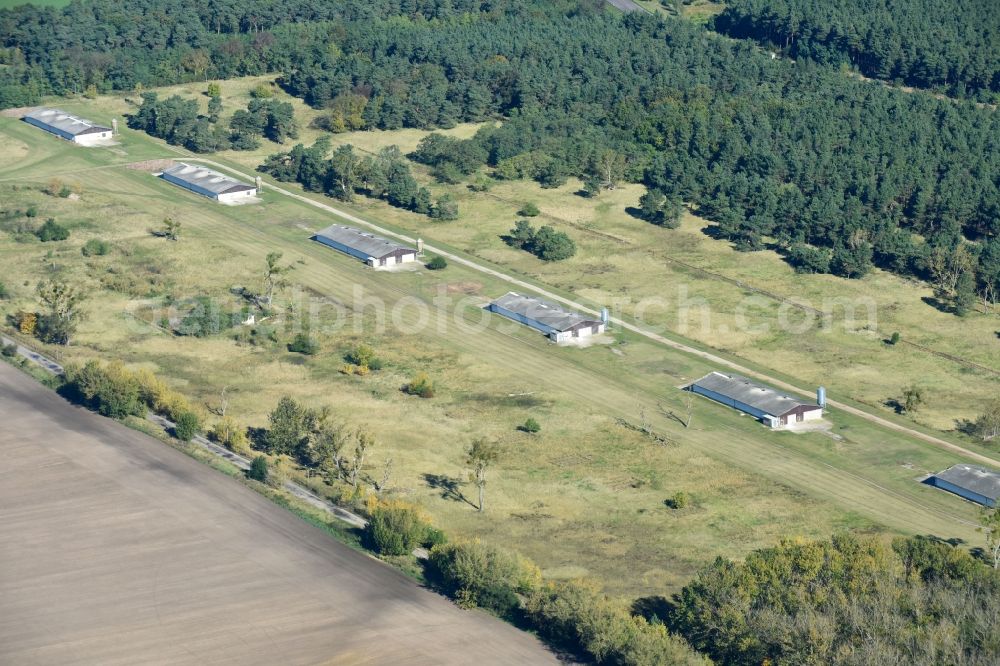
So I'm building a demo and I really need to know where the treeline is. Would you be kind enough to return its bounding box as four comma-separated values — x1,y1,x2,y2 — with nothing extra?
259,139,458,219
670,533,1000,665
7,2,1000,298
277,9,999,299
714,0,1000,100
0,0,527,106
127,92,296,152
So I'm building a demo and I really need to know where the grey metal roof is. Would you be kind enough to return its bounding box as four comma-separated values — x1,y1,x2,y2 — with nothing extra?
933,464,1000,501
490,292,600,332
163,162,257,194
314,225,416,260
161,163,256,195
24,108,110,136
690,372,820,417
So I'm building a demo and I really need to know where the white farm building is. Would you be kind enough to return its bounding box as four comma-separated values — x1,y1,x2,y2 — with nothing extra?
313,225,418,267
23,108,112,146
487,292,605,342
688,371,823,428
160,164,257,203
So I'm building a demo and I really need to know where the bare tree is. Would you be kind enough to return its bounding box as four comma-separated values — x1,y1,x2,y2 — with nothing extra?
982,508,1000,569
926,245,973,299
467,438,500,513
901,385,924,413
979,283,998,314
347,427,375,489
261,251,292,309
209,385,231,417
375,457,393,495
973,399,1000,442
312,421,349,483
596,150,626,190
682,391,694,428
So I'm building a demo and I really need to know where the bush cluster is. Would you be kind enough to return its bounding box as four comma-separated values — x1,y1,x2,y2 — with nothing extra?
36,218,69,242
404,372,435,398
62,360,198,433
364,501,440,556
81,238,110,256
287,332,319,355
504,220,575,261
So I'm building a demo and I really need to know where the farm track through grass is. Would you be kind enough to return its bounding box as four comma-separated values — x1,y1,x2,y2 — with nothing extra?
0,93,994,598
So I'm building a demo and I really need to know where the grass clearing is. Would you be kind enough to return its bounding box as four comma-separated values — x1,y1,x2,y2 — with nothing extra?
1,89,995,600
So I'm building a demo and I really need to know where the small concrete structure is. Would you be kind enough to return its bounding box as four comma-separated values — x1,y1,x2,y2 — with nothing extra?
23,108,112,145
313,225,418,267
925,464,999,508
688,371,823,428
487,292,605,342
160,163,257,203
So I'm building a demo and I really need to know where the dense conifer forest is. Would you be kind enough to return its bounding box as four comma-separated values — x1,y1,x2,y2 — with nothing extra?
2,0,998,300
714,0,1000,100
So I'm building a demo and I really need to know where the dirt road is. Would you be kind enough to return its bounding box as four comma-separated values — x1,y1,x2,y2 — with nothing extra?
188,158,1000,470
0,363,559,665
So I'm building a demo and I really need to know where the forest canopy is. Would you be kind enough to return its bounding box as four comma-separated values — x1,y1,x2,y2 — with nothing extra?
3,0,998,300
714,0,1000,101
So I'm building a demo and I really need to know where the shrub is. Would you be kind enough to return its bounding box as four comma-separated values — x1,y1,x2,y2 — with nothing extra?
426,255,448,270
666,491,689,509
519,417,541,434
503,220,576,261
428,541,541,616
0,281,8,299
889,331,901,345
81,239,110,256
405,372,435,398
133,368,193,421
345,344,382,370
36,218,69,242
266,456,290,488
173,411,200,442
365,502,432,556
519,202,540,217
175,296,239,337
15,311,37,335
25,205,38,218
64,360,144,419
1,343,18,357
250,82,273,98
525,581,705,665
287,332,319,355
248,455,269,482
209,417,250,454
423,526,448,549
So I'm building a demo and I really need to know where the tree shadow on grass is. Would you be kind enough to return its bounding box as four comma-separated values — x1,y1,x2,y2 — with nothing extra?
422,473,476,508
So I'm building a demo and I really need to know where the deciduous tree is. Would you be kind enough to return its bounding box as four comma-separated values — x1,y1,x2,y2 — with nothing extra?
467,438,500,513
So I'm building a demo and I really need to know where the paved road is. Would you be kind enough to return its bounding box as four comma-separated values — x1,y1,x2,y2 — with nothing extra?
187,158,1000,471
0,363,559,665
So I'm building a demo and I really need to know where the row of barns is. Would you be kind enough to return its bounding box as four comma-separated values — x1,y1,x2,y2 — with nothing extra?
22,106,999,509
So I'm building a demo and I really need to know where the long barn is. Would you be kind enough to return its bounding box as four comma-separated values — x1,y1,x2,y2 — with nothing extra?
160,164,257,203
313,225,418,267
487,292,605,342
926,464,999,507
23,108,112,146
688,371,823,428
